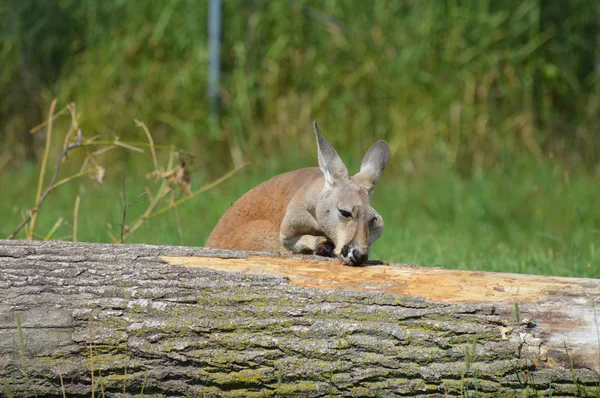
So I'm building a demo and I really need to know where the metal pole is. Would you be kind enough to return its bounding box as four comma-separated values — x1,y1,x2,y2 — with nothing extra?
208,0,222,119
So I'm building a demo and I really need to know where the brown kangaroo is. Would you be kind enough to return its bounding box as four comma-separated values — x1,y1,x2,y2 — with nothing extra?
205,121,390,266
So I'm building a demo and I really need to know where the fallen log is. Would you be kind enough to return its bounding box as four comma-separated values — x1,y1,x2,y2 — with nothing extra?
0,239,598,397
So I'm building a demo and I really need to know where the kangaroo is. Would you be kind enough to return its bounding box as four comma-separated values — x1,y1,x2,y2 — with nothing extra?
205,121,390,266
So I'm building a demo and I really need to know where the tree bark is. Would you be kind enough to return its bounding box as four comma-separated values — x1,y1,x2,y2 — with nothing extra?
0,239,598,397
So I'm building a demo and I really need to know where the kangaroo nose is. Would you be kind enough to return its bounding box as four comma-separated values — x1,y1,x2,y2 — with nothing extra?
351,248,367,265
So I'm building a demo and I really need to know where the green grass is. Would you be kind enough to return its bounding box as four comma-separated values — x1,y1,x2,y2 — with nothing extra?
1,153,597,279
375,158,599,277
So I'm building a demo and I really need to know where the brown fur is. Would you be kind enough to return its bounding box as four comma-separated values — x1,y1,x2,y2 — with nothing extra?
205,168,322,253
205,121,390,265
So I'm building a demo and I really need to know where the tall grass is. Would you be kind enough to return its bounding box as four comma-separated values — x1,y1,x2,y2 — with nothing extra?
1,0,599,172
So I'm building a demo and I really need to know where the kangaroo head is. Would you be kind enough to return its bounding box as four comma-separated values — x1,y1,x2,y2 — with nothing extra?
312,121,390,266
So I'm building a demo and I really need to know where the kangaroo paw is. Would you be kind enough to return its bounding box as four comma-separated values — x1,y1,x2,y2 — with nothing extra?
314,239,335,258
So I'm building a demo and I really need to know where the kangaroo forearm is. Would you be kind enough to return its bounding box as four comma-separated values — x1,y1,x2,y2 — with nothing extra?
280,206,323,253
281,234,326,254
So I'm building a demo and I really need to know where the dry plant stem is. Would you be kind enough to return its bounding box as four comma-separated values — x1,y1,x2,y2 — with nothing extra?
88,145,118,157
7,131,83,240
594,301,600,373
82,135,144,153
44,218,64,241
98,368,106,398
28,105,69,134
59,375,66,398
10,106,181,242
54,168,99,189
117,163,244,243
135,120,159,174
119,174,147,244
173,196,184,245
73,195,81,242
62,103,79,150
146,164,247,220
112,140,144,153
117,184,172,243
115,129,174,243
120,174,127,244
89,340,94,398
28,99,57,240
79,140,174,151
122,366,127,395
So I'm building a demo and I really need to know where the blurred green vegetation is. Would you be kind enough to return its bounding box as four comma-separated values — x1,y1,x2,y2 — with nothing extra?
2,0,599,168
0,1,598,277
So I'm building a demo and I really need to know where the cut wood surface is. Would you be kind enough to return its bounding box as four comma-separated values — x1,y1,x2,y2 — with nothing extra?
0,239,598,397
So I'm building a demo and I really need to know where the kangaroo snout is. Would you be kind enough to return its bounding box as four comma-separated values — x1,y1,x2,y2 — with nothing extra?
340,245,368,266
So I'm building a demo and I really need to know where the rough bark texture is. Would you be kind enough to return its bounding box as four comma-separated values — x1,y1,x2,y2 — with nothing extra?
0,239,598,397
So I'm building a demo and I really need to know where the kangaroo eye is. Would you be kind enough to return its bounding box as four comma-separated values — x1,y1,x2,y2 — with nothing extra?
339,209,352,218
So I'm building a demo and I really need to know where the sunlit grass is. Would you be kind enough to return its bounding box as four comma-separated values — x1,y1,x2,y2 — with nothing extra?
2,154,597,279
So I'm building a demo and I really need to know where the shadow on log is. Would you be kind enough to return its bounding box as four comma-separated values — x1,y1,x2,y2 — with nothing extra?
0,240,598,397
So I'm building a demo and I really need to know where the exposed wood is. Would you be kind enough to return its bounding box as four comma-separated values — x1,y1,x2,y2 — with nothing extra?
166,255,600,373
0,239,598,397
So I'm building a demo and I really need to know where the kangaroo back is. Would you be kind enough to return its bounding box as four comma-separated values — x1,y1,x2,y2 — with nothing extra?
205,168,322,252
205,121,390,265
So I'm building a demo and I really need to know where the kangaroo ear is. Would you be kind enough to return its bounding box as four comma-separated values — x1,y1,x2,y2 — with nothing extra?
313,121,348,188
353,140,390,194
